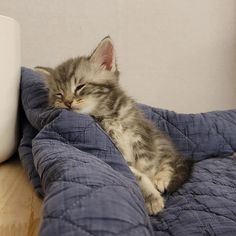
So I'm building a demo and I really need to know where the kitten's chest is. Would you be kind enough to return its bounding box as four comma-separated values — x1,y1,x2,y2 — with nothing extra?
100,120,135,162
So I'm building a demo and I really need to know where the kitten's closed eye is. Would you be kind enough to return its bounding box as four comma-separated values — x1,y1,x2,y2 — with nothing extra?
75,84,85,92
55,93,63,99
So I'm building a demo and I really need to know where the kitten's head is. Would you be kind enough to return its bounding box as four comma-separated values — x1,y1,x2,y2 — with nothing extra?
36,36,120,116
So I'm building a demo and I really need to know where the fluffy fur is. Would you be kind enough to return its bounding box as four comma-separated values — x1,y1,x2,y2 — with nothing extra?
36,36,193,215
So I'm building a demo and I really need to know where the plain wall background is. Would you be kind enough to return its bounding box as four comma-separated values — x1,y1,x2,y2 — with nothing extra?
1,0,236,113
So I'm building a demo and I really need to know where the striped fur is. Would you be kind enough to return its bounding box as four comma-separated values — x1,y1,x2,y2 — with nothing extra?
37,37,193,215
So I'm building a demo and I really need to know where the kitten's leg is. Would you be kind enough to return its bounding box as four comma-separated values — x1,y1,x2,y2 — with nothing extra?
154,157,193,193
129,166,164,215
154,166,173,193
154,157,174,193
135,157,173,193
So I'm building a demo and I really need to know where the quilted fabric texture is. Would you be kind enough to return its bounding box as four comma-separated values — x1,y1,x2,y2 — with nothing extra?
19,67,236,236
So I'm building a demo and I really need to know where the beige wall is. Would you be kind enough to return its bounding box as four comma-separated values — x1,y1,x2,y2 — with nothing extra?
1,0,236,113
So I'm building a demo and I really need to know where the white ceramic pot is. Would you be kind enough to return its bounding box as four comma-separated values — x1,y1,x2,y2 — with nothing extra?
0,15,20,162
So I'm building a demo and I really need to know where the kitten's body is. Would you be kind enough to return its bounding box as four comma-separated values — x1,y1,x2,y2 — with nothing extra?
37,37,193,215
95,90,192,214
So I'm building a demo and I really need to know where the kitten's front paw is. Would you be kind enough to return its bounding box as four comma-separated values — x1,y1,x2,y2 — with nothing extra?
154,177,170,193
154,172,172,193
145,192,164,215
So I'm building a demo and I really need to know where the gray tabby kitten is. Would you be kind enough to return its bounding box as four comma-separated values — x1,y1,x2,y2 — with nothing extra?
36,37,193,215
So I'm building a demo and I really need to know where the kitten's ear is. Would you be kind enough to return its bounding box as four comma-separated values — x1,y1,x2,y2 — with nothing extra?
89,36,117,72
34,66,54,86
35,66,54,77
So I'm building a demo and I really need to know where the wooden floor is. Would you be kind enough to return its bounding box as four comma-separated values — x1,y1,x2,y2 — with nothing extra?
0,157,42,236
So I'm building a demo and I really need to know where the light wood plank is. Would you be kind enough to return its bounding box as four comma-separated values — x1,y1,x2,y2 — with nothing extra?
0,157,42,236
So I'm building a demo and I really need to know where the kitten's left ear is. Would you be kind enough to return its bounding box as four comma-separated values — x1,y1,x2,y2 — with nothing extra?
89,36,117,72
34,66,54,77
34,66,54,87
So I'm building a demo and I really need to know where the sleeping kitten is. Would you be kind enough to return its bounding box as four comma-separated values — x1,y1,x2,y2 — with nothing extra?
36,36,193,215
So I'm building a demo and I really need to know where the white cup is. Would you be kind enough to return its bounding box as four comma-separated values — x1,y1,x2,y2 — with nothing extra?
0,15,21,162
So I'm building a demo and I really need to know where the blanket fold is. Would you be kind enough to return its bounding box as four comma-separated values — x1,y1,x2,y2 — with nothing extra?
19,67,236,236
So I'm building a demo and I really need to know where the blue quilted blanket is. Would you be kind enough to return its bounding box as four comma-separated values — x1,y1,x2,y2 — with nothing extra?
19,67,236,236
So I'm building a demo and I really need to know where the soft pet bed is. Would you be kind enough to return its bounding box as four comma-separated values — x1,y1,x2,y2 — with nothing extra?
19,67,236,236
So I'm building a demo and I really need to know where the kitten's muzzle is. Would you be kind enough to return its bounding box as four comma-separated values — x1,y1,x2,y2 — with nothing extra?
64,99,73,108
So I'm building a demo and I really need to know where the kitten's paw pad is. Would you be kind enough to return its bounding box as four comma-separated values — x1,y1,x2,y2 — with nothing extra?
154,177,171,193
145,193,164,215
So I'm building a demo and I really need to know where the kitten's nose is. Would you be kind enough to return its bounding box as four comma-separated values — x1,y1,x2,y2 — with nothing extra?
64,100,72,108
